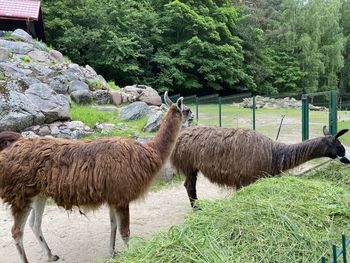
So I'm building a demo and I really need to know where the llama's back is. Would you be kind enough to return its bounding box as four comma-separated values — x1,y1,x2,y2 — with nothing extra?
171,126,276,187
0,136,162,209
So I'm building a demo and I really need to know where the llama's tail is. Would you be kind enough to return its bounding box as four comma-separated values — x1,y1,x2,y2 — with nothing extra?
0,131,21,151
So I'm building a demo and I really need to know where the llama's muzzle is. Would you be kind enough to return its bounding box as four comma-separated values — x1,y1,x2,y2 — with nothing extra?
338,150,350,164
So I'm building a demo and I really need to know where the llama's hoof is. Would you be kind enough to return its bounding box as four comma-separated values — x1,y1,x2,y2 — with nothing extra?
193,204,202,211
48,255,59,262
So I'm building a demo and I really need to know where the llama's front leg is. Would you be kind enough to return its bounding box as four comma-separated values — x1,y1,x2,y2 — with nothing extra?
109,206,117,257
11,204,31,263
30,196,59,262
116,205,130,246
184,171,198,208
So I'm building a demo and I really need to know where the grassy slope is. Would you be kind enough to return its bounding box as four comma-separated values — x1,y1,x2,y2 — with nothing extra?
116,163,350,263
70,103,149,138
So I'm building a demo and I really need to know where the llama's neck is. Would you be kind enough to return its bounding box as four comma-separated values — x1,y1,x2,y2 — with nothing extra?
147,105,182,162
272,137,326,173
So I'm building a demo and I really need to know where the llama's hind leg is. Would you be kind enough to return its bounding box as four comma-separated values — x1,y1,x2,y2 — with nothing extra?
11,203,31,263
30,196,59,262
184,171,198,208
116,205,130,246
109,206,117,257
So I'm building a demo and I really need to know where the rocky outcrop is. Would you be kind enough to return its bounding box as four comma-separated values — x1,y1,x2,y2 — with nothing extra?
122,85,162,106
0,29,109,131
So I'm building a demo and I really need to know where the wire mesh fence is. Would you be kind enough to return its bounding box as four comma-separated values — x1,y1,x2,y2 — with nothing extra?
166,90,349,147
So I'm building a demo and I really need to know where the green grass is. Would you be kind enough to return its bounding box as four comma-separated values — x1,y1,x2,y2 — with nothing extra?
189,103,350,146
20,55,31,63
115,163,350,263
70,103,149,138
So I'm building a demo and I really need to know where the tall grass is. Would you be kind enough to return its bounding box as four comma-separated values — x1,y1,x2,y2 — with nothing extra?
115,163,350,263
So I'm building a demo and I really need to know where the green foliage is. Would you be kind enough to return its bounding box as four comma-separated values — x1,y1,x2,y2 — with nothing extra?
107,81,122,91
70,103,149,138
42,0,350,95
20,56,31,63
116,163,350,262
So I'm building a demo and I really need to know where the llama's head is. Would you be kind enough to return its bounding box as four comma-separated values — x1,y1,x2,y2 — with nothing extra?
164,92,194,128
322,126,350,164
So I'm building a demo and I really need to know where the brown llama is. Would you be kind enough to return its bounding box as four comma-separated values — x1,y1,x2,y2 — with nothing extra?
0,92,185,263
171,126,350,207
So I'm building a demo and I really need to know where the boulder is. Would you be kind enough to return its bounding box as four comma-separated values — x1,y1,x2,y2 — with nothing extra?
49,75,69,94
87,75,109,90
0,39,33,54
12,29,33,42
68,80,89,94
93,90,112,104
123,85,161,106
28,50,51,63
50,50,65,63
25,83,71,123
143,111,163,132
70,90,92,104
120,101,150,121
111,91,122,105
0,91,45,131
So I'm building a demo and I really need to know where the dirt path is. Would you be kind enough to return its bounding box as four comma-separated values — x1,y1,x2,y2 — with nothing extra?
0,176,232,263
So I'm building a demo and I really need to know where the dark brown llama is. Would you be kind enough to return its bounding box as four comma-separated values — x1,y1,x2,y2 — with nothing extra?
0,92,185,263
171,126,350,207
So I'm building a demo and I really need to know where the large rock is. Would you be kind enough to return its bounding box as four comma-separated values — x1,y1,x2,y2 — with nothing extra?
49,75,69,94
122,85,161,106
111,91,122,105
143,111,163,132
50,50,65,63
120,101,150,121
0,39,33,54
25,83,70,123
12,29,33,42
28,50,51,63
68,80,89,94
70,90,92,104
0,90,45,131
93,90,112,104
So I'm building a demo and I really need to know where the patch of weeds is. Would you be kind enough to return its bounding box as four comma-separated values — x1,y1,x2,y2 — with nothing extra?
7,52,13,59
64,56,71,63
20,55,31,63
3,32,22,42
88,79,104,90
108,80,122,91
70,103,150,138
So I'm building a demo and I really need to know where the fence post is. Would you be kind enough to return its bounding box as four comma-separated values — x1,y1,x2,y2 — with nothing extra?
195,96,199,123
302,94,309,141
329,90,337,135
218,96,222,127
253,96,256,130
342,234,347,263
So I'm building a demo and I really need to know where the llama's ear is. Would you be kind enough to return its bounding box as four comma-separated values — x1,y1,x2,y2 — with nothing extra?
176,97,184,111
323,126,331,136
335,129,349,139
164,91,173,107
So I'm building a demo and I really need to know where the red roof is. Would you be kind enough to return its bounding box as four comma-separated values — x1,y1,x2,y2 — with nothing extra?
0,0,41,21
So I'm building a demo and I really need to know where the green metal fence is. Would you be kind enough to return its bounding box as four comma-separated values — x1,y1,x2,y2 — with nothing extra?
322,234,350,263
168,91,349,146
